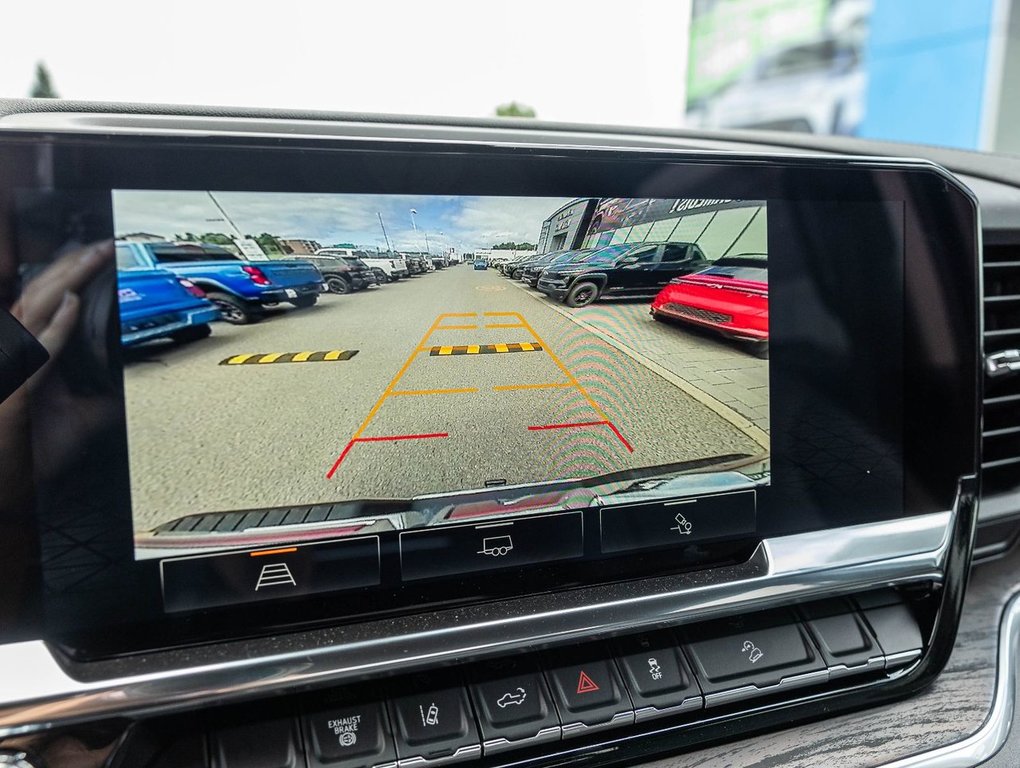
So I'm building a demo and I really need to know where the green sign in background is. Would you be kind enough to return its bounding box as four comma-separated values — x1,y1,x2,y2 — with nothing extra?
687,0,829,105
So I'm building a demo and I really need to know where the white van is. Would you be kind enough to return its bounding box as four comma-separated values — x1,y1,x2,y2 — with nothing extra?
315,248,408,282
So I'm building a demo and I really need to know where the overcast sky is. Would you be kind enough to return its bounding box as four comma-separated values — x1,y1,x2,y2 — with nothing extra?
1,1,690,127
112,191,575,251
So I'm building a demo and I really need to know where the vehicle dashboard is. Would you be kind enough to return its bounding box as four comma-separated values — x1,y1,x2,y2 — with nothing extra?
0,101,1016,768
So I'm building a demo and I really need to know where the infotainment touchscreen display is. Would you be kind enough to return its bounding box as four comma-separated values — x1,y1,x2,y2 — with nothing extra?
0,131,979,654
114,192,770,579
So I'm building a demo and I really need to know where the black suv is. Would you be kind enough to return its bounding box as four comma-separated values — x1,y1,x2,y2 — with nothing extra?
303,254,378,294
521,248,594,286
537,242,708,307
507,249,570,280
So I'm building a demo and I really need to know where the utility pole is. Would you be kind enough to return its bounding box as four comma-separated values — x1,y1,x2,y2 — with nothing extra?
424,231,431,254
206,191,244,239
378,212,393,254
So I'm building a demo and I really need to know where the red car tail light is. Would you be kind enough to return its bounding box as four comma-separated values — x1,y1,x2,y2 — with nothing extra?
178,278,206,298
241,265,271,285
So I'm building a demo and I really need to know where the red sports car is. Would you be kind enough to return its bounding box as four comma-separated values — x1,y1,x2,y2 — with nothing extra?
650,253,769,356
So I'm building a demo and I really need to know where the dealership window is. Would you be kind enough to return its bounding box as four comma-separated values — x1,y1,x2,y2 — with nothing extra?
610,226,633,244
723,206,767,257
646,217,681,242
670,211,714,243
583,231,616,249
695,207,760,260
626,222,654,242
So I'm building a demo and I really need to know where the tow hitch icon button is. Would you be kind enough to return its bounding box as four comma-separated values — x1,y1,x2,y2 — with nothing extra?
671,513,693,535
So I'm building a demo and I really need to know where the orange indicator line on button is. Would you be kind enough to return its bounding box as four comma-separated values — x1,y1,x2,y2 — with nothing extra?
249,547,298,557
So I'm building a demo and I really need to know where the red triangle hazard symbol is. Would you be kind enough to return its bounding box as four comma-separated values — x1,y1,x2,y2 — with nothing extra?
576,670,600,694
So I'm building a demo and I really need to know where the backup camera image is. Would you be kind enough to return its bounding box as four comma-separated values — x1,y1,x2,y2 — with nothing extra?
114,191,770,559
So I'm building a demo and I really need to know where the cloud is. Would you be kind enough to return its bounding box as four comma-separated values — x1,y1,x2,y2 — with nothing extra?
113,191,576,251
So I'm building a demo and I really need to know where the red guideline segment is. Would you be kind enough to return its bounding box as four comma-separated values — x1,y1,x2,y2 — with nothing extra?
527,420,634,453
326,432,449,479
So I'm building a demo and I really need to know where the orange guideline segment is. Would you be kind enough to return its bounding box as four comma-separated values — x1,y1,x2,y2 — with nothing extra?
326,313,471,478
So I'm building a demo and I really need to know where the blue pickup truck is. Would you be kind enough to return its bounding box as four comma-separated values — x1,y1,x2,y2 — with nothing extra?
116,241,325,324
116,246,221,346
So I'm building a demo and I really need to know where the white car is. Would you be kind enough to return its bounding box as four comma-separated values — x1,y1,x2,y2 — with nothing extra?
701,37,866,136
316,248,409,282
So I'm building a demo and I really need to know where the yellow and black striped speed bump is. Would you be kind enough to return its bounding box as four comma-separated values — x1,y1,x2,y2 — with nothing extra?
429,342,543,357
220,350,359,365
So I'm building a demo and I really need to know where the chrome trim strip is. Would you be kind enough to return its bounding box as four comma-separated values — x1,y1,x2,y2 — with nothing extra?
0,510,951,736
879,590,1020,768
396,745,481,768
561,711,636,738
703,669,830,708
482,726,561,755
633,696,703,722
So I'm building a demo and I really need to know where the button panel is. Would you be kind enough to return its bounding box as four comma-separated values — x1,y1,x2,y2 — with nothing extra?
399,512,583,582
303,700,397,768
683,610,828,707
857,598,924,668
614,632,703,721
166,594,926,767
161,537,381,613
389,683,481,766
212,716,300,768
599,491,756,554
800,600,885,678
469,658,561,753
544,647,634,736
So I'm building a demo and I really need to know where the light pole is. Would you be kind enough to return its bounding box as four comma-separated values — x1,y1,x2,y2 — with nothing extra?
207,191,244,240
378,212,393,254
410,208,429,255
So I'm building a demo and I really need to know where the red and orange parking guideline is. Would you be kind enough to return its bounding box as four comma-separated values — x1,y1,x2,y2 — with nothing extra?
326,311,631,479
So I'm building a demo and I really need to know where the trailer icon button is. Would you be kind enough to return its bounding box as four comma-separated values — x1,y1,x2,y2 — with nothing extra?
478,535,513,557
399,512,583,582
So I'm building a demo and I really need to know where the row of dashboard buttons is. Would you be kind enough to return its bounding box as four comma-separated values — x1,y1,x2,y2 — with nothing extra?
201,596,921,768
162,492,756,612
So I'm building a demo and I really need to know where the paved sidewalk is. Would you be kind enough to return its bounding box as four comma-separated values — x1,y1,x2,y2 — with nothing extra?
515,287,770,440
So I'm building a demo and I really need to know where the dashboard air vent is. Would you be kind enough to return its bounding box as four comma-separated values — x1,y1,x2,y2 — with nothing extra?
983,243,1020,497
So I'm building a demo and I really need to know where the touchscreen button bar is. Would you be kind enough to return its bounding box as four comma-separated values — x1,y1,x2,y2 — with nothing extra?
599,490,756,555
399,512,583,582
161,536,381,613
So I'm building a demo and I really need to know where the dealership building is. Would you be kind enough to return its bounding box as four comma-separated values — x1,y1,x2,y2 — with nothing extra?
537,198,766,260
536,198,597,254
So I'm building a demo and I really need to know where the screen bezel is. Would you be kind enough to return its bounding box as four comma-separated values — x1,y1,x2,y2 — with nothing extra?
0,131,980,657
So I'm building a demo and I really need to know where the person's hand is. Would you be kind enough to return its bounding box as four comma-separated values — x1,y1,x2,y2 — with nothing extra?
11,241,113,373
0,239,114,502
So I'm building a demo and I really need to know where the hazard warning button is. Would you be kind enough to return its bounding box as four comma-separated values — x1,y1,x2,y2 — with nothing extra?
544,647,634,736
